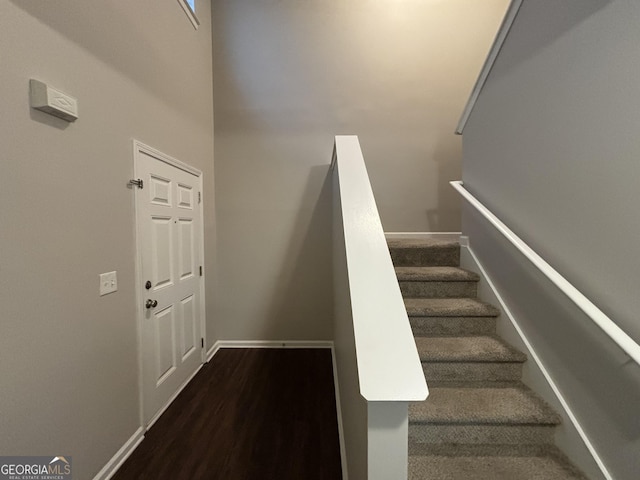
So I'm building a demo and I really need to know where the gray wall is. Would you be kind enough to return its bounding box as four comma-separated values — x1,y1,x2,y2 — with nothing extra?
212,0,508,340
0,2,214,478
462,0,640,478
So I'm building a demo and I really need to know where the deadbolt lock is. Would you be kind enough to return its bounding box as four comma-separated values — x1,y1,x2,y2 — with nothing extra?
145,299,158,309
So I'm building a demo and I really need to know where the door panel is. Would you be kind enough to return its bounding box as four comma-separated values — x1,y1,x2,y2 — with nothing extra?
151,216,173,289
178,219,194,280
154,305,176,385
150,175,171,205
177,184,193,208
180,294,197,360
136,147,204,426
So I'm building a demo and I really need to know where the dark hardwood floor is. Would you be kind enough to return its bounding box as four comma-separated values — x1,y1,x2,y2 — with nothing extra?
112,348,342,480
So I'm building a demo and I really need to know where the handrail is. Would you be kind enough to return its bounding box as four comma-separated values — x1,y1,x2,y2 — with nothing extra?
455,0,523,135
334,136,428,401
451,180,640,366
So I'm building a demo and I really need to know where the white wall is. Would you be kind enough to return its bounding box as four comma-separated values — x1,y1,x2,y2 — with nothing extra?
0,2,214,478
212,0,509,340
462,1,640,478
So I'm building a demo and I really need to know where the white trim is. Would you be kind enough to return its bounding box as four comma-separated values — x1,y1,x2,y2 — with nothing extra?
384,232,461,242
178,0,199,30
206,343,219,362
145,363,204,430
330,346,349,480
197,193,207,367
93,427,144,480
211,340,334,350
462,245,612,480
133,140,202,176
451,180,640,367
132,141,146,429
206,340,335,362
132,139,207,428
455,0,523,135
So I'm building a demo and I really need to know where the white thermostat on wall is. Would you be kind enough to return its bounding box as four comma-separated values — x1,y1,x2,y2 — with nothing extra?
29,79,78,122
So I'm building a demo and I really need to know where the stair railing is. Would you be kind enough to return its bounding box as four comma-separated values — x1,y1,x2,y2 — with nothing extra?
451,180,640,367
332,135,428,480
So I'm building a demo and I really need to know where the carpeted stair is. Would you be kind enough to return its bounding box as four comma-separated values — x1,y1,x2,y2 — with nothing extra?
388,238,588,480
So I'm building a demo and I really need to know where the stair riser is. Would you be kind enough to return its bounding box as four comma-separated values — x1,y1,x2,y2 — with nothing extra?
408,455,587,480
408,443,559,457
390,247,460,267
410,317,496,336
409,424,556,446
400,281,477,298
422,362,523,383
405,300,500,318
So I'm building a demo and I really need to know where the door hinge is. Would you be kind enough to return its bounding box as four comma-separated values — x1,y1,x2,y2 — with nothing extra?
199,266,203,276
198,191,201,204
129,178,144,189
201,338,204,348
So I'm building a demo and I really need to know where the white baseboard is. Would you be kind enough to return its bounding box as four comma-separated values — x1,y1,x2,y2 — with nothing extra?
206,343,219,362
207,340,333,362
460,245,610,480
210,340,334,350
385,232,461,242
93,427,144,480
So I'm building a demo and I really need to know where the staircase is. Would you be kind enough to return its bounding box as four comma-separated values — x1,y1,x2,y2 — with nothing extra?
388,238,588,480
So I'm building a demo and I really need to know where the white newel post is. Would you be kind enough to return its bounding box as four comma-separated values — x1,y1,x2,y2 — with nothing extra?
368,402,410,480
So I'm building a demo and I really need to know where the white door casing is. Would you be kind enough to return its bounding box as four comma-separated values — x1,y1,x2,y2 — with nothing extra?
133,141,205,427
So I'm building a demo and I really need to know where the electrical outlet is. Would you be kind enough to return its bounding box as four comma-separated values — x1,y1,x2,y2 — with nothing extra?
99,271,118,296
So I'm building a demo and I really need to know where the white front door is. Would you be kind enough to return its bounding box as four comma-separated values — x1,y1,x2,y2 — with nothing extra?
134,143,204,426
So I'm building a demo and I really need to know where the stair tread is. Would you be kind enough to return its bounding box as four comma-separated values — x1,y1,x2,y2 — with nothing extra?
406,298,500,317
415,336,526,363
396,266,480,282
410,316,496,336
389,239,460,267
409,453,587,480
410,387,561,425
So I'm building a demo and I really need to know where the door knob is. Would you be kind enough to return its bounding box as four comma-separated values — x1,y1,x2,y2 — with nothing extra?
146,299,158,309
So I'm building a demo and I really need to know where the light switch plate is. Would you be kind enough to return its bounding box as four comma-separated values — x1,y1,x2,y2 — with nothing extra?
99,271,118,296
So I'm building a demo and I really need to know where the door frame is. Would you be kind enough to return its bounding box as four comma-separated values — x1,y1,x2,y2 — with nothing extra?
132,139,207,429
